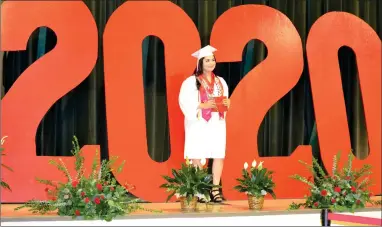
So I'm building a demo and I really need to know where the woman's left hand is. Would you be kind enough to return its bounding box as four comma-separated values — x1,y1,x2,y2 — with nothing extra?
223,98,230,108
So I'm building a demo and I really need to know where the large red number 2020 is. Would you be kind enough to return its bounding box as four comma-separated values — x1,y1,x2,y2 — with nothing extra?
1,1,380,203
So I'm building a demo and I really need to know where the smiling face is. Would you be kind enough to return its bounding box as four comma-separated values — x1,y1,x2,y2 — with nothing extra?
202,55,216,73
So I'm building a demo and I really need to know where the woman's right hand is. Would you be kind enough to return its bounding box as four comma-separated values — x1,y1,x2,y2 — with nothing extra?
199,100,216,109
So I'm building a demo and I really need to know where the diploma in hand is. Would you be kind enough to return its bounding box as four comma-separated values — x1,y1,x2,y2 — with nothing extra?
213,96,228,112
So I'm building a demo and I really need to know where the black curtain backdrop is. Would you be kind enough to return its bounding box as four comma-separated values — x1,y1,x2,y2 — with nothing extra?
1,0,380,191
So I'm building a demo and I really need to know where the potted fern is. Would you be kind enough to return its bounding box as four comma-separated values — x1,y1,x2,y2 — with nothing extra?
234,160,276,210
15,136,146,221
288,151,374,223
0,136,13,191
160,158,218,212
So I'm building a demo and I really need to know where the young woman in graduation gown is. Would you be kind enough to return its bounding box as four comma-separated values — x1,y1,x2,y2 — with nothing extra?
178,45,230,203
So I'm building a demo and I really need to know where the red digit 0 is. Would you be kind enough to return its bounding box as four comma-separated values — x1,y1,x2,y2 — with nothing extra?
306,12,381,194
103,1,200,202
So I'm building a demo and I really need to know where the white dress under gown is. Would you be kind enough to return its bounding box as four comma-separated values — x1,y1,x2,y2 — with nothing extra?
178,75,229,159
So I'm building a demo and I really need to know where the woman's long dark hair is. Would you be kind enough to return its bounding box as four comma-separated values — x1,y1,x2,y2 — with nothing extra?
194,55,216,90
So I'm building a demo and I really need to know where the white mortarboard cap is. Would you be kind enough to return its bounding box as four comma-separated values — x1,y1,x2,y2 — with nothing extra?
191,45,217,70
191,45,217,60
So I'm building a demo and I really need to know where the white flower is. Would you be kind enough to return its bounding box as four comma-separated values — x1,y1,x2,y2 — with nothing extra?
257,161,264,170
64,194,69,199
244,162,249,170
1,136,8,145
251,160,257,168
189,160,193,165
261,190,267,196
200,158,206,166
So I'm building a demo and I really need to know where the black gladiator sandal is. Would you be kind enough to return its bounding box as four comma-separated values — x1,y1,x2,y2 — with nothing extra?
209,189,223,203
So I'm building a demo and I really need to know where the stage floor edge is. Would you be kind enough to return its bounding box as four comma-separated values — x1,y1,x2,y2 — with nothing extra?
1,198,381,226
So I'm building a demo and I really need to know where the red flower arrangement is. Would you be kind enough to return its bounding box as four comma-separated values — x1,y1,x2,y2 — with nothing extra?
289,151,374,212
15,136,146,221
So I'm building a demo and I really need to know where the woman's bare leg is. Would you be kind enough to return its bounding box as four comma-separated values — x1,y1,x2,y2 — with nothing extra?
212,158,224,199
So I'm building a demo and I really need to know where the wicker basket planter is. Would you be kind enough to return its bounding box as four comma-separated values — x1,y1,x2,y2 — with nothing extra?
247,194,265,210
179,196,198,212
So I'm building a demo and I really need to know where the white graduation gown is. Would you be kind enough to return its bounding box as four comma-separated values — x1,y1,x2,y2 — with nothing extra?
178,75,229,159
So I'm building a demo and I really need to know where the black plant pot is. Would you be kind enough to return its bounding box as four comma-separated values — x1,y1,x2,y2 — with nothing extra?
320,208,332,226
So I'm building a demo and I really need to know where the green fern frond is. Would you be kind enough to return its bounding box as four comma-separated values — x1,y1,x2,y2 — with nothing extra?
0,180,11,191
90,150,99,180
35,178,56,187
353,165,372,181
59,158,72,182
346,152,354,176
71,136,84,176
1,163,13,172
298,160,322,183
312,157,327,178
359,178,374,190
288,202,305,210
332,151,341,175
48,159,72,182
14,200,57,214
290,174,316,188
116,160,125,174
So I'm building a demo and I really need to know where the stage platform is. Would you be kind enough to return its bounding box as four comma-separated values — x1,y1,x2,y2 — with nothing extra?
1,198,381,226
